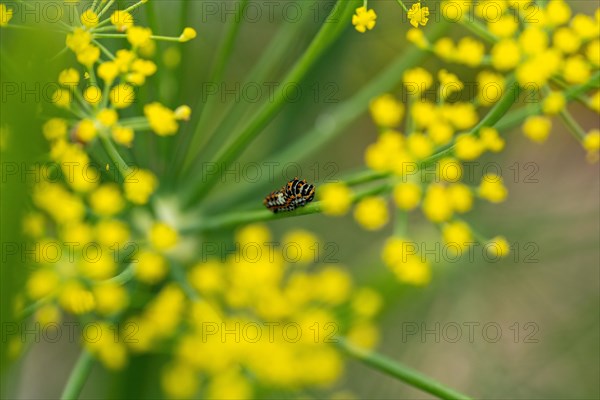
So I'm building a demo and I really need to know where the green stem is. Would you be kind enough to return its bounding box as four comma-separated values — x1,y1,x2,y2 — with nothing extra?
559,109,586,142
179,0,359,208
395,0,409,13
98,133,131,178
104,263,135,285
336,337,473,400
183,181,391,232
60,349,94,400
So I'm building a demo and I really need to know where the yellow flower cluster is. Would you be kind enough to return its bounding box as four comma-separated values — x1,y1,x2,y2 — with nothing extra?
405,1,600,157
101,224,381,399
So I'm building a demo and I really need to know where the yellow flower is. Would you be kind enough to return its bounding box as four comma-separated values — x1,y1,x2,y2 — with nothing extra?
456,37,485,67
43,119,68,141
542,91,566,115
369,94,404,127
97,109,118,127
52,89,72,108
477,70,506,107
77,119,97,142
422,184,453,222
59,281,95,315
587,40,600,66
354,197,388,230
491,39,521,71
124,169,158,204
26,269,60,299
144,102,178,136
89,184,125,216
94,283,129,315
80,9,99,28
66,28,92,53
478,174,508,203
112,126,135,147
127,26,153,47
95,219,130,248
393,182,421,210
442,220,473,254
58,68,80,87
98,61,120,83
433,37,455,61
406,28,428,49
436,157,462,182
135,250,168,284
485,236,510,259
407,1,429,28
391,257,431,286
403,67,433,95
111,10,134,32
447,183,473,213
319,183,352,216
522,116,552,143
150,222,179,251
110,83,136,109
179,27,197,42
161,363,199,399
174,105,192,121
352,6,377,33
0,4,13,26
428,122,454,145
519,27,548,55
563,55,591,84
76,45,101,67
480,127,505,152
553,27,581,54
583,129,600,162
545,0,571,26
438,69,463,100
454,134,484,161
83,86,102,105
488,15,518,38
571,14,599,40
188,261,224,294
406,132,433,160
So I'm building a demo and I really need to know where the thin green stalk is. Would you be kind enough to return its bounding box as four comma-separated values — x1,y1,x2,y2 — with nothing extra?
336,337,473,400
559,109,587,142
178,0,249,175
104,263,135,285
183,181,391,232
98,133,131,178
495,71,600,132
60,349,94,400
179,0,359,208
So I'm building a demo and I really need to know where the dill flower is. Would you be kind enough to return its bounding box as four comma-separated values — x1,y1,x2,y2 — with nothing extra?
320,183,352,216
407,1,429,28
352,6,377,33
0,4,13,26
354,197,389,230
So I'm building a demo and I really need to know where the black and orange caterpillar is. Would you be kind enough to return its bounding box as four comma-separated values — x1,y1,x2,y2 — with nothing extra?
263,177,316,213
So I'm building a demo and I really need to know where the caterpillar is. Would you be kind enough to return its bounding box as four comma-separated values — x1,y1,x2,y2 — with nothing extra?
264,177,315,213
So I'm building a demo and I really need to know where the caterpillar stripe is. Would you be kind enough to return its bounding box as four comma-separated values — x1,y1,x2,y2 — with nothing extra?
264,178,315,213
